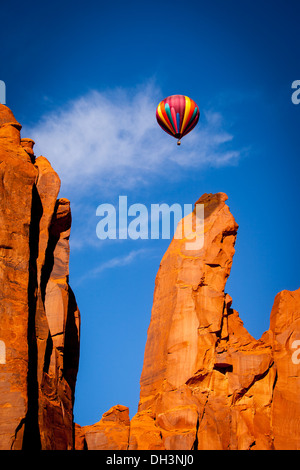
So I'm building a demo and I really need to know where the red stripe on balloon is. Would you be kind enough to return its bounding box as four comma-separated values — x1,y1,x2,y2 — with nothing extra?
169,95,185,133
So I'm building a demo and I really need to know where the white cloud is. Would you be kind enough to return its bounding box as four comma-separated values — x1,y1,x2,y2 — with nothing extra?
24,83,242,258
23,83,241,199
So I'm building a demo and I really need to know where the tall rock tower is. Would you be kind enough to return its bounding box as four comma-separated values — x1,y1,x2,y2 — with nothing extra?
0,105,80,450
128,193,300,450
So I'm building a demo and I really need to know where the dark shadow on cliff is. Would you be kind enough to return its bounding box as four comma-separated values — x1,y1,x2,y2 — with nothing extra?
64,284,80,448
40,202,60,305
40,199,72,302
64,285,80,393
23,184,42,450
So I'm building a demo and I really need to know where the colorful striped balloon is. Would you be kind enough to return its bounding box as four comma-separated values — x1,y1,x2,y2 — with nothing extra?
156,95,200,145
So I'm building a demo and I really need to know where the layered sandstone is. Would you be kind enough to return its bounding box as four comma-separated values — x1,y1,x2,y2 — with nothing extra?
0,105,80,449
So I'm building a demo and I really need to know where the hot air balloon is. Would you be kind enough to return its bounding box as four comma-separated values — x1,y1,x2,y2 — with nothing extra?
156,94,200,145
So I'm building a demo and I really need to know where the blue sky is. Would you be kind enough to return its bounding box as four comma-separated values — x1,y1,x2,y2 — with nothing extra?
1,0,300,426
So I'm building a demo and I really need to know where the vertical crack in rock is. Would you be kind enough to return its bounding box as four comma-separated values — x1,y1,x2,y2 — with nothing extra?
0,105,39,450
22,185,42,450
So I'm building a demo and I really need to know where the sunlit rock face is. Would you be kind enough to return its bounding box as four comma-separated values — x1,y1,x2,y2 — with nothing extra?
76,191,300,450
0,104,299,450
128,193,300,450
0,105,80,450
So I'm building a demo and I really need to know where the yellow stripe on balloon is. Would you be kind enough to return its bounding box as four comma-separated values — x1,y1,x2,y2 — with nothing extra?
180,96,191,133
157,102,174,134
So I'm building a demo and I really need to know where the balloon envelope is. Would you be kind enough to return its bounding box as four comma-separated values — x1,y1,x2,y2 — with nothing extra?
156,95,200,143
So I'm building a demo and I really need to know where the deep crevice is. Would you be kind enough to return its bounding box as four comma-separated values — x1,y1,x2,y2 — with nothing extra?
43,332,53,374
22,184,42,450
11,418,26,450
40,203,60,304
64,286,80,395
213,364,233,374
192,415,199,450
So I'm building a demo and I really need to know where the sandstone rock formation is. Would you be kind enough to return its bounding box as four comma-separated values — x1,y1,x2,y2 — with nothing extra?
0,105,80,449
126,193,300,450
268,289,300,449
0,103,299,450
75,405,130,450
75,193,300,450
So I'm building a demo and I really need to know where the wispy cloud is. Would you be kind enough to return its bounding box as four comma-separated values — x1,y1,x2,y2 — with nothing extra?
24,83,241,199
24,83,242,258
74,248,151,285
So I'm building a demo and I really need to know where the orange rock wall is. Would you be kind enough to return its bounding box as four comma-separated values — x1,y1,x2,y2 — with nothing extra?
0,105,80,449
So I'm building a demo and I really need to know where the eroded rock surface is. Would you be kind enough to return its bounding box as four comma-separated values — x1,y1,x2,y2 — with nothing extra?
0,105,80,449
79,193,299,450
75,405,130,450
127,193,299,450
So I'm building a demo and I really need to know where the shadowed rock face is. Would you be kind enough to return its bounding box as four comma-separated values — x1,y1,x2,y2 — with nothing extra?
0,105,80,450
